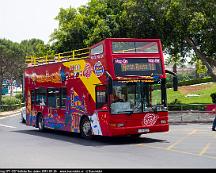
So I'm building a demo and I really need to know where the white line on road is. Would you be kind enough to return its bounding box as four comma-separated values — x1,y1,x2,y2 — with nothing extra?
0,113,19,120
0,123,17,129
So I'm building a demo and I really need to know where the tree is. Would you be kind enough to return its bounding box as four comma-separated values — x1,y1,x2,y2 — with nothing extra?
20,38,54,57
122,0,216,81
162,0,216,80
50,0,216,81
50,7,88,52
0,39,25,104
50,0,124,52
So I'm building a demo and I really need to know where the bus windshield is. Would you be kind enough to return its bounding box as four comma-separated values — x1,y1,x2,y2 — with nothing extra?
110,81,167,114
112,41,159,53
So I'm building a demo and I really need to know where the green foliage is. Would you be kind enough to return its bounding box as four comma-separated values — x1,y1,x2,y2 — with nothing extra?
196,60,208,77
50,0,216,80
50,0,124,52
177,77,213,86
15,93,23,102
210,93,216,104
20,38,54,57
166,77,213,88
1,96,21,111
168,103,206,111
0,39,25,104
169,99,182,105
2,96,21,105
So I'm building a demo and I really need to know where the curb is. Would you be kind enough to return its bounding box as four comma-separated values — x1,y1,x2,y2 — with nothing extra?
169,121,212,124
0,110,214,124
0,109,21,117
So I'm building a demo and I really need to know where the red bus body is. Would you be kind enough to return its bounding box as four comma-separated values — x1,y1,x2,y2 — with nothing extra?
25,38,169,137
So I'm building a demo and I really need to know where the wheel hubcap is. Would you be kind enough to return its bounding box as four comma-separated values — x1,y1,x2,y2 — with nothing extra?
39,117,43,129
83,121,91,136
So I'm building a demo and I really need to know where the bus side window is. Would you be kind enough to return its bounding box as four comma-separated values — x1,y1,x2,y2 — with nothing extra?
96,85,107,109
47,88,60,108
31,90,35,105
35,88,47,106
61,88,67,108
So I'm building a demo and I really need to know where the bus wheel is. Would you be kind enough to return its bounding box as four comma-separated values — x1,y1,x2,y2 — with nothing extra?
38,115,45,132
80,117,93,139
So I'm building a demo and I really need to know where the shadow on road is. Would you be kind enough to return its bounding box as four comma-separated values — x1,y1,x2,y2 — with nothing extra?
13,128,168,146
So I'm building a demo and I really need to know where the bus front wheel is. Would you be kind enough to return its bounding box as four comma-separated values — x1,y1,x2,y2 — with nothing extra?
80,117,93,139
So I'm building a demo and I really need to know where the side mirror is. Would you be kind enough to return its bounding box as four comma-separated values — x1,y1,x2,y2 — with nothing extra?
108,77,113,94
105,71,113,94
173,76,178,91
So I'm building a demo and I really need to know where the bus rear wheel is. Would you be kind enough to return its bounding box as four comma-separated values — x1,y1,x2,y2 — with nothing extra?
38,115,45,132
80,117,93,139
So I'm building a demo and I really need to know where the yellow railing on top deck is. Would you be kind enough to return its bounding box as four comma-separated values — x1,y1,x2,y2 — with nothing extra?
25,47,90,67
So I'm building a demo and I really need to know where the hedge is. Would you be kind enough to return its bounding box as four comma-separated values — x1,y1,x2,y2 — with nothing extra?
166,77,213,88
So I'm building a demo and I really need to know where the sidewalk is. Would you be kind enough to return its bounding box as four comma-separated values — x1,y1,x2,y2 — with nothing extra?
169,111,215,124
0,108,21,117
0,109,215,123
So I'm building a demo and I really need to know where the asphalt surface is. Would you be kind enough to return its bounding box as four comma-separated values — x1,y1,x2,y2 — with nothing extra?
0,113,216,169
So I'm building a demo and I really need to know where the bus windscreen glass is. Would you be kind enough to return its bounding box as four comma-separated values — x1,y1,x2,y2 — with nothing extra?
112,42,159,53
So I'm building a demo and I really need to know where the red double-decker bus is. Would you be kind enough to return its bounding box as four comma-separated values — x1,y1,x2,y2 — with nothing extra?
24,38,176,139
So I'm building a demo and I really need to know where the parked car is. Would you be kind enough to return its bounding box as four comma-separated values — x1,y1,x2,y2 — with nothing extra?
20,106,26,123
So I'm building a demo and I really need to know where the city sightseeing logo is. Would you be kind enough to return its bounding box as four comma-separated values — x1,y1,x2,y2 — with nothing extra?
143,113,158,126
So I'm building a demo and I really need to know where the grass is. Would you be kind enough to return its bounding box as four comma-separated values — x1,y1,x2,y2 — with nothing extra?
167,82,216,104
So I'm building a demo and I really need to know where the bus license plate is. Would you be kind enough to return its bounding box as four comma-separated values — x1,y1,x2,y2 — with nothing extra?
138,128,149,133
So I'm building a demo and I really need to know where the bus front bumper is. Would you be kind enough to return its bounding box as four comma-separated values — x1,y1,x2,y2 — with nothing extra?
107,124,169,137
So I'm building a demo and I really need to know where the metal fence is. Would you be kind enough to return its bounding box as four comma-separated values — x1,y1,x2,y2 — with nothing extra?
169,112,215,123
168,104,215,123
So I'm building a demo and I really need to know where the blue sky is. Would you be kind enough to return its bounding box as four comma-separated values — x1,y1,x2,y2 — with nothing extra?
0,0,89,43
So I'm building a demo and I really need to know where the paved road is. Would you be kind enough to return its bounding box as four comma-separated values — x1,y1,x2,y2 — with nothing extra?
0,113,216,168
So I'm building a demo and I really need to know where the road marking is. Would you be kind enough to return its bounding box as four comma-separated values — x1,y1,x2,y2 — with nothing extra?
170,148,216,160
166,129,198,150
0,123,17,129
199,143,210,156
188,129,198,135
141,144,216,160
137,144,144,147
0,113,19,120
213,132,216,138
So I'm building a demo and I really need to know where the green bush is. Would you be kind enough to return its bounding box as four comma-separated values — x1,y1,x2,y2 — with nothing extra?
166,77,213,88
1,96,21,111
15,93,23,101
169,99,182,105
210,93,216,103
168,103,206,111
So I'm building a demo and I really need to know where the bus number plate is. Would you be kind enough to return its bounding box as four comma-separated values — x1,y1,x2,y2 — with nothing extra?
138,128,149,133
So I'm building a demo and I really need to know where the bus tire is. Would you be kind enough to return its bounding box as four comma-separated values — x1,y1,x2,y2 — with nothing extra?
38,114,45,132
80,116,93,139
